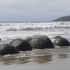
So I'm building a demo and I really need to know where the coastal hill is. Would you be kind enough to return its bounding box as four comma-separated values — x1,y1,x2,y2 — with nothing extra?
53,16,70,21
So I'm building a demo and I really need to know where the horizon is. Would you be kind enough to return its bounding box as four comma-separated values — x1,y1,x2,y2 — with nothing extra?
0,20,70,23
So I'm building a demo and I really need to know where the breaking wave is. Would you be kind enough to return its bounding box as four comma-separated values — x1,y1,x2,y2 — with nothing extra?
0,21,70,40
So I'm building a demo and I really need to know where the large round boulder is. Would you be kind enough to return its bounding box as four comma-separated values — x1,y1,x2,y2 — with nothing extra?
0,44,18,55
10,38,32,51
53,36,70,46
29,35,54,49
25,36,33,42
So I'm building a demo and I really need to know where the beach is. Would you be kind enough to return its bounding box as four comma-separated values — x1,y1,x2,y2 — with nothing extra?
0,22,70,70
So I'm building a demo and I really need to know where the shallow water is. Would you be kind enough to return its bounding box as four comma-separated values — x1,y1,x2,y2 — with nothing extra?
0,47,70,70
0,22,70,70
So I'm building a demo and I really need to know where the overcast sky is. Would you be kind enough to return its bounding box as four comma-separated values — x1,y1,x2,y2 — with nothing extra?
0,0,70,22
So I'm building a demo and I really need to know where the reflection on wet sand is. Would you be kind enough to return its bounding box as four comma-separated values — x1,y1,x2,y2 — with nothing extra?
0,55,30,65
0,48,69,67
0,49,53,65
32,55,52,64
58,54,69,59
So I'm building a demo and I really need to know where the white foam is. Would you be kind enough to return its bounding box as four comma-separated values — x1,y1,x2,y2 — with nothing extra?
0,22,70,40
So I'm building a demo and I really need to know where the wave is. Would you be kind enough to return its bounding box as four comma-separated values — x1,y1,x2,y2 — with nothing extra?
0,22,70,40
0,22,69,31
6,28,17,31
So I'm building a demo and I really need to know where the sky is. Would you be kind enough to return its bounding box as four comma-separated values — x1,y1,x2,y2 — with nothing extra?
0,0,70,22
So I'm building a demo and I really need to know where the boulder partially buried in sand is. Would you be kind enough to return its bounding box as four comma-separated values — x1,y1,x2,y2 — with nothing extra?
29,35,54,49
10,38,32,51
0,44,18,55
53,36,70,46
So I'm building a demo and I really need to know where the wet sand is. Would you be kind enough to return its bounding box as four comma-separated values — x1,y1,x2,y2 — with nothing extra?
0,46,70,70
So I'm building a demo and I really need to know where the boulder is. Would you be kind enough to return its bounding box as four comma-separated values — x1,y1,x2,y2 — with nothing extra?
29,35,54,49
25,37,33,42
10,38,32,51
0,44,18,55
53,36,70,46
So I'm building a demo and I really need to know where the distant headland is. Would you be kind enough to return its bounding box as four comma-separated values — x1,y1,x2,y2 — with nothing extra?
53,15,70,21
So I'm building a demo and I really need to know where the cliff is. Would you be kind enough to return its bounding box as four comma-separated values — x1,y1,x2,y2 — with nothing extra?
53,16,70,21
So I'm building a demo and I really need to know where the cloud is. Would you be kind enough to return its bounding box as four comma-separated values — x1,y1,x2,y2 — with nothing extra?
0,0,70,21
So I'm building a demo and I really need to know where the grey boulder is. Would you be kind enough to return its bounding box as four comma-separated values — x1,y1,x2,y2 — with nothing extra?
0,44,18,55
53,36,70,46
29,35,54,49
10,38,32,51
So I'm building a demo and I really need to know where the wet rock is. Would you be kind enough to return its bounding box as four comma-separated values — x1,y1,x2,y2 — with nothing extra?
0,38,1,41
0,44,18,55
25,36,33,42
53,36,70,46
10,38,32,51
29,35,54,49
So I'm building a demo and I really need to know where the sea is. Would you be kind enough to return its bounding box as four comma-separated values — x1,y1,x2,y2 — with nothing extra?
0,21,70,70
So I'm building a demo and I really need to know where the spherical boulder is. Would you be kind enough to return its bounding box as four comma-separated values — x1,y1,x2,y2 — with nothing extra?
0,44,19,55
25,36,33,42
53,36,70,46
29,35,54,49
10,38,32,51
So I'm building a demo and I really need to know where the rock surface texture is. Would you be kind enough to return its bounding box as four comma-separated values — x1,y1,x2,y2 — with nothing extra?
29,35,54,49
10,38,32,51
53,36,70,46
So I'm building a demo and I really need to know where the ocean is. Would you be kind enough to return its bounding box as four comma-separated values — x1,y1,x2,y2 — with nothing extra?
0,21,70,70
